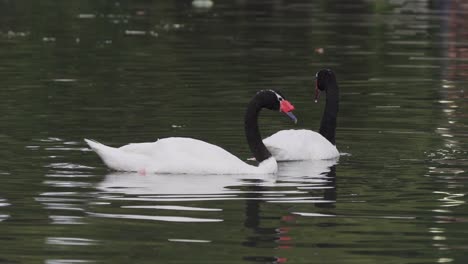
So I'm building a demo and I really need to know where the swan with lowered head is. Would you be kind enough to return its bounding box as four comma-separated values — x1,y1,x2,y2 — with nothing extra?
263,69,340,161
85,89,297,174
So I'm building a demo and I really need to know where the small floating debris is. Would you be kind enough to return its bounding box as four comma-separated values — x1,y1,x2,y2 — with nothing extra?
25,145,40,150
1,31,30,38
52,79,77,82
42,37,56,42
171,124,184,128
107,14,130,19
124,30,147,36
314,47,324,54
162,23,185,31
173,24,183,29
192,0,214,9
135,10,146,16
77,14,96,19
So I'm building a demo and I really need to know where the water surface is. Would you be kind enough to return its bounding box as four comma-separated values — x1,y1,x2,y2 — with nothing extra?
1,1,468,263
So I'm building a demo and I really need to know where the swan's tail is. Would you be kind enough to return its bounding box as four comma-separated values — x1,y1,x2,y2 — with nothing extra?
84,139,106,152
84,139,148,172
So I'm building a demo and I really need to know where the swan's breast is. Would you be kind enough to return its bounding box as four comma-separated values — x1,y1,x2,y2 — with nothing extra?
264,129,339,161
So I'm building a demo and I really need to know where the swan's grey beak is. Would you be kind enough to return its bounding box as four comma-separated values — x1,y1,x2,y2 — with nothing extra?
285,111,298,124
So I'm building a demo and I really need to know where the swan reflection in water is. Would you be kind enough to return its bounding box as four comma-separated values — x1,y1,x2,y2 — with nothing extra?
241,159,338,263
92,159,339,223
92,159,339,260
96,158,338,198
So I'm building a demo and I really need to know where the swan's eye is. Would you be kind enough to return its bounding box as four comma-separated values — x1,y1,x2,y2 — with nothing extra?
278,97,283,101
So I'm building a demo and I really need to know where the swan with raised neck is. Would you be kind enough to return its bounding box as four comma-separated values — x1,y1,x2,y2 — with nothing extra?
316,69,339,145
262,69,340,161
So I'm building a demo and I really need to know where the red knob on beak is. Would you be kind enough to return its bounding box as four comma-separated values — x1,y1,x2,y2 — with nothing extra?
280,100,297,124
280,100,295,113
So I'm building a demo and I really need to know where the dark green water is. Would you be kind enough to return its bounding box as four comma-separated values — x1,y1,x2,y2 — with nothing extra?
1,1,468,263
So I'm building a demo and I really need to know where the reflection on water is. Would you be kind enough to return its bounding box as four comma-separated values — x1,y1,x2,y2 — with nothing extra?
1,0,468,263
46,237,98,246
0,198,10,222
90,159,337,223
424,2,468,261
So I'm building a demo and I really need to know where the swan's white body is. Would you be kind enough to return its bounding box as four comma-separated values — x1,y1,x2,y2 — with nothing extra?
263,129,339,161
85,138,277,174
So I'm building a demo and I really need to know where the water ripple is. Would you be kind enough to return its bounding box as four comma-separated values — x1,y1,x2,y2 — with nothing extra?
49,215,85,225
168,238,211,243
45,163,94,170
87,212,223,223
121,205,222,212
43,180,92,188
0,198,10,208
0,214,10,222
46,260,94,264
46,237,98,246
293,212,416,220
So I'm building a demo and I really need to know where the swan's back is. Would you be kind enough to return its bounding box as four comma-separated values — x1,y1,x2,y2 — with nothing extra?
263,129,339,161
85,137,277,174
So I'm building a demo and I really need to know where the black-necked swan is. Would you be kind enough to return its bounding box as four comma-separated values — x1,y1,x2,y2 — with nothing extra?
263,69,339,161
85,89,297,174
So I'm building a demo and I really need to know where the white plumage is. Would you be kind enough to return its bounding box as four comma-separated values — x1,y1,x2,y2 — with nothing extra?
84,138,277,175
263,129,339,161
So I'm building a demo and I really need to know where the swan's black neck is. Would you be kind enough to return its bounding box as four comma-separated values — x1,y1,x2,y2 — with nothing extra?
245,95,272,163
319,82,339,145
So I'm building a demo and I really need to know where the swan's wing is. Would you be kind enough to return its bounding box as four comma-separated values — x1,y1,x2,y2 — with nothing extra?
119,141,160,156
263,129,339,161
86,137,272,174
145,137,274,174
